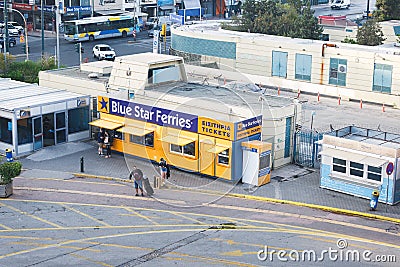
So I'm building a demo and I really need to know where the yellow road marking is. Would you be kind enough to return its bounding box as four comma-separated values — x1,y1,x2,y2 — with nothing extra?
70,253,113,267
0,223,12,230
61,204,111,227
299,236,372,250
0,202,62,228
166,211,207,225
14,187,185,205
207,203,394,235
123,207,159,225
15,177,125,187
10,241,102,252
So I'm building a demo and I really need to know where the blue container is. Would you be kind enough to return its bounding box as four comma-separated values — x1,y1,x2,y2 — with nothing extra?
5,148,13,162
370,190,380,211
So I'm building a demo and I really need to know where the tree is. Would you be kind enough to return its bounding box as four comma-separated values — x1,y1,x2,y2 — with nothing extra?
4,56,58,84
0,53,15,74
233,0,322,40
375,0,400,21
356,20,386,46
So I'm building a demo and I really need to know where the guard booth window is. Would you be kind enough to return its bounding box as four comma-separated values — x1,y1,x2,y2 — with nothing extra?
367,166,382,182
329,58,347,86
0,117,12,144
218,149,229,165
332,157,346,173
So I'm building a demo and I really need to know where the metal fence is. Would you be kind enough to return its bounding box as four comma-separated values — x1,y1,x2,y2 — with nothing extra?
293,130,324,168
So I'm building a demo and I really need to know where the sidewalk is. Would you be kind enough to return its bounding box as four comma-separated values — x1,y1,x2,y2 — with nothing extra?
19,141,400,221
27,30,58,38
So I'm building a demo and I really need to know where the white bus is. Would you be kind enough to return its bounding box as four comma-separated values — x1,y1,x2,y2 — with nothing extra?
64,13,146,42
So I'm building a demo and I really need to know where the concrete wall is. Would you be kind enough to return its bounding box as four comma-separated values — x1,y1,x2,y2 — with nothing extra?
171,25,400,107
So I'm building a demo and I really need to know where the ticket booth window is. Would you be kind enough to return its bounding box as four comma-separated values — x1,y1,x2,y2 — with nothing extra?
218,149,230,165
129,132,154,147
170,141,195,157
350,161,363,178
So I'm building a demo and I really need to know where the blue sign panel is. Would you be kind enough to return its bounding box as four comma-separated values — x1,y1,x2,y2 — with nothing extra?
158,0,174,7
66,6,92,13
109,98,198,132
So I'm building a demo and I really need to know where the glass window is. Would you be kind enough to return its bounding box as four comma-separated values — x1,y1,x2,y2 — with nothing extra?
333,157,346,173
114,131,124,140
56,112,66,129
17,118,33,145
170,144,182,153
0,117,12,144
183,142,195,156
272,51,288,78
350,161,364,177
169,141,195,156
129,132,153,147
56,129,67,144
367,165,382,182
295,54,312,81
218,149,230,165
68,107,89,134
329,58,347,86
259,154,271,170
373,64,392,93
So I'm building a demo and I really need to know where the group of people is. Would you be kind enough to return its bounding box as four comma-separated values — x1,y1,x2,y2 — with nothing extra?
96,127,172,197
97,128,112,158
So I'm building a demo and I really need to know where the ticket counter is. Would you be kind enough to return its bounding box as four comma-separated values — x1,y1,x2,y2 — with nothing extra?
241,141,272,186
91,95,263,181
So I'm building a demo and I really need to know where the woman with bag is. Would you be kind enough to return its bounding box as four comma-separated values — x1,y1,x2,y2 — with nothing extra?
104,132,112,158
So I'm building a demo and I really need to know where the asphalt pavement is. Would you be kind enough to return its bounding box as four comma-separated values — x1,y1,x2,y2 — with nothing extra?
18,139,400,221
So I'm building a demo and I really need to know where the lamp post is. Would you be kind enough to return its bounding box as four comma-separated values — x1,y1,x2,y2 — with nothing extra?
366,0,370,20
41,0,44,56
11,8,29,61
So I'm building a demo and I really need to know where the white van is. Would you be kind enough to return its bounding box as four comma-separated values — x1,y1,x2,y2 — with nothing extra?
0,23,20,36
8,22,24,34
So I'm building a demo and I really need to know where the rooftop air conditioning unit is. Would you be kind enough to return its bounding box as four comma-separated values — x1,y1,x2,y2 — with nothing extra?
338,64,347,73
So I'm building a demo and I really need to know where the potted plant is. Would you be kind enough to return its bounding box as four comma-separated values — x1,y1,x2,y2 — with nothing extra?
0,161,22,198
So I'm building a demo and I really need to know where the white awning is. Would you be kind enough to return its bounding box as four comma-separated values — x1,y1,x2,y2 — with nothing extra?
320,148,388,167
117,126,154,137
95,9,124,16
160,135,195,146
207,145,229,154
359,157,388,168
184,0,201,9
319,148,365,162
89,119,123,130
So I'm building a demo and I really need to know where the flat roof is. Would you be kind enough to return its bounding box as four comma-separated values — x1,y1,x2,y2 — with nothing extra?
0,78,87,112
326,126,400,149
144,81,294,110
175,22,400,55
116,53,184,65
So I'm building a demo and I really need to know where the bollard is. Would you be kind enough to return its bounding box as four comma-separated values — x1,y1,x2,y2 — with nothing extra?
80,156,84,173
297,88,300,98
382,103,385,112
278,87,281,95
338,96,341,105
360,99,363,109
317,92,320,102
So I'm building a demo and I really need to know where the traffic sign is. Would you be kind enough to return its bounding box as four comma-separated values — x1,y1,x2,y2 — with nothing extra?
386,162,394,175
20,35,25,43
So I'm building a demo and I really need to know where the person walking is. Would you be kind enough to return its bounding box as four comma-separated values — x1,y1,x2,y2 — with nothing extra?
104,131,112,158
159,158,168,185
97,128,105,155
129,166,144,196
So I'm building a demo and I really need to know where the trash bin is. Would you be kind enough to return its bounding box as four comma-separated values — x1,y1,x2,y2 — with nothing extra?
5,148,13,162
370,190,380,211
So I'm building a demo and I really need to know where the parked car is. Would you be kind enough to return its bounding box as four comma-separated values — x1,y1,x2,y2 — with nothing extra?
92,44,116,61
362,11,373,19
0,23,19,37
8,22,24,35
0,36,17,47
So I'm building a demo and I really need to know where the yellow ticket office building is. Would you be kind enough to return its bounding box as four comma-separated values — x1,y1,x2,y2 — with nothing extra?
90,96,272,183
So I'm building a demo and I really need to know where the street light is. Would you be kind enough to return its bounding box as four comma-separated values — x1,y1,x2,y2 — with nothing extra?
41,0,44,56
10,8,29,61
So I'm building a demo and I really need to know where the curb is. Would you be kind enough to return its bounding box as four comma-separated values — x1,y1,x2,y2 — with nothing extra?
72,172,400,224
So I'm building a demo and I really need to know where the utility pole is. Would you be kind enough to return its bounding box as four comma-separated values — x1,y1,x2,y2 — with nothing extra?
41,0,44,56
3,0,10,69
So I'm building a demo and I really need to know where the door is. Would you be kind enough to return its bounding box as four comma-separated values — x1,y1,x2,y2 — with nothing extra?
55,111,67,144
33,116,43,150
199,135,215,176
42,113,55,147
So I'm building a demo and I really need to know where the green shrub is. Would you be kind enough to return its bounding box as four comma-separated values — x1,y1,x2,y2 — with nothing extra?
0,161,22,184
